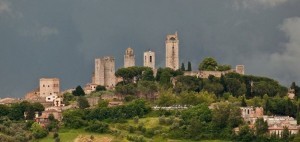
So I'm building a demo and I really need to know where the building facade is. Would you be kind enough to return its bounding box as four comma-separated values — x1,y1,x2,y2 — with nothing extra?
94,56,116,88
239,106,300,137
39,78,60,98
166,32,179,70
144,50,155,69
235,65,245,75
124,47,135,68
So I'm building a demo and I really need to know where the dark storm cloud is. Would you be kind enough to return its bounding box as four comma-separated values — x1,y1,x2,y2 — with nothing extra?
0,0,300,97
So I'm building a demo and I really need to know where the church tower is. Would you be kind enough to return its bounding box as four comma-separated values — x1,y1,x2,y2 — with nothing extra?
144,50,155,69
124,47,135,68
165,32,179,70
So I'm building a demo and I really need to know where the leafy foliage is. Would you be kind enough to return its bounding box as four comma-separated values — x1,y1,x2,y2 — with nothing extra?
85,121,109,133
72,86,85,96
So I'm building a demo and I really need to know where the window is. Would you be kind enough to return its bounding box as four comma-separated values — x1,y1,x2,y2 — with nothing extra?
150,56,152,62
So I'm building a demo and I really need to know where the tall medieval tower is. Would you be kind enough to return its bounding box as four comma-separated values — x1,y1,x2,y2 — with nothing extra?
124,47,135,68
94,56,116,87
165,32,179,70
144,50,155,69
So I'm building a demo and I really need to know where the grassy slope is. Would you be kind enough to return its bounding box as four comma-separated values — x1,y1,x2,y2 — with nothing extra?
40,117,231,142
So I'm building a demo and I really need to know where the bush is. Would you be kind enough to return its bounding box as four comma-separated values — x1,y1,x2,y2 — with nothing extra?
159,115,166,125
85,121,109,133
133,116,139,124
30,122,48,139
53,132,59,138
126,135,146,142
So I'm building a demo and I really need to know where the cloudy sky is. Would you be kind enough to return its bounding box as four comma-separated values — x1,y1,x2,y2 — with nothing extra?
1,0,300,97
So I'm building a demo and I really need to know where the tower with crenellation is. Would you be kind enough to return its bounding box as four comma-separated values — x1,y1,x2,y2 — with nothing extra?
124,47,135,68
165,32,179,70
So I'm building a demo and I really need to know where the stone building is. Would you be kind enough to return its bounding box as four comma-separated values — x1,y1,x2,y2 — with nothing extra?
39,78,60,98
124,47,135,68
165,32,179,70
26,78,60,100
144,50,155,69
239,106,300,137
94,56,116,88
184,65,245,79
235,65,245,75
34,107,63,127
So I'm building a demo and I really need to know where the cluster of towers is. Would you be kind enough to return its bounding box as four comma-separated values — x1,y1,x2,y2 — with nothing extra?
92,32,180,88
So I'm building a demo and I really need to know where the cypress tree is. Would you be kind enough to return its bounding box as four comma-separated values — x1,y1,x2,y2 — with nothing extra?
187,61,192,71
181,63,185,71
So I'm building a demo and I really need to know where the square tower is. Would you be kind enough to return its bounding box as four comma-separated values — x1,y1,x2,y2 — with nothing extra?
94,56,116,88
166,32,179,70
39,78,60,98
144,50,155,69
236,65,245,75
124,47,135,68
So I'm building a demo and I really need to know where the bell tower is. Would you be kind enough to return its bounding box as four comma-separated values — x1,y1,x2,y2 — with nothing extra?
165,32,179,70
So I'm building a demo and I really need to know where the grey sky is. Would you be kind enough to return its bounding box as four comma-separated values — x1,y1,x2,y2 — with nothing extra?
0,0,300,97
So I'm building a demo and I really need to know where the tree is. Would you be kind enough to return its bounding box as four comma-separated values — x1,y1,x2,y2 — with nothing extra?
77,96,90,109
141,68,155,81
137,80,158,100
241,97,247,107
181,63,185,71
255,118,268,136
8,103,24,120
173,75,202,94
31,122,48,139
236,125,256,142
63,92,75,106
115,67,136,83
72,86,85,96
203,82,224,97
95,85,106,92
290,82,300,98
217,65,231,71
159,69,173,88
115,83,137,97
282,126,290,140
115,66,149,83
187,61,192,71
62,110,86,129
225,78,243,97
156,89,177,106
199,57,218,71
0,104,10,117
85,121,109,133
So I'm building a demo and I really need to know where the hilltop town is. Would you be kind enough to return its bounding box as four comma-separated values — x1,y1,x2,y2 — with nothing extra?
0,32,300,142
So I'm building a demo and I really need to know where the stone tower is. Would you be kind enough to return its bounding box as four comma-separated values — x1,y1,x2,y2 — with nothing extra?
94,56,116,88
124,47,135,68
165,32,179,70
235,65,245,75
39,78,60,98
144,50,155,69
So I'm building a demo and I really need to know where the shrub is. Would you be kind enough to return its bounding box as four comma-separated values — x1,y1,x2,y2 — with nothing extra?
85,121,109,133
53,132,59,138
133,116,139,124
